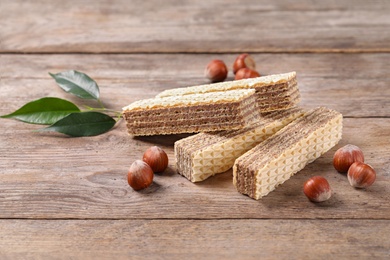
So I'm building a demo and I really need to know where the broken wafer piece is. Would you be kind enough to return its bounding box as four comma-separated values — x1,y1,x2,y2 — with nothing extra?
233,107,343,200
175,107,305,182
157,72,300,113
122,89,259,136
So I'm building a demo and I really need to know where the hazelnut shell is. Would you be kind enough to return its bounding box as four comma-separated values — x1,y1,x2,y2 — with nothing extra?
303,176,332,203
333,144,364,173
143,146,169,173
235,68,260,80
233,53,256,74
205,60,228,82
128,160,154,191
347,162,376,188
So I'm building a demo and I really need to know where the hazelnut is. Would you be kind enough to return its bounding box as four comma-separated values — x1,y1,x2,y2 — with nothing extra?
235,68,260,80
347,162,376,188
303,176,332,203
128,160,154,191
233,53,256,74
143,146,169,173
205,60,228,82
333,144,364,173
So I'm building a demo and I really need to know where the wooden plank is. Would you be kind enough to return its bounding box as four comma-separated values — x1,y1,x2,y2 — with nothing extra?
0,53,389,117
0,53,389,219
0,116,388,219
1,0,389,53
0,219,389,259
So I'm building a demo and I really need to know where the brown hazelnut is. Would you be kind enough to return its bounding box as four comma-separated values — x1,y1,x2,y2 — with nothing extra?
143,146,169,173
347,162,376,188
205,60,228,82
128,160,154,191
303,176,332,202
234,68,260,80
233,53,256,74
333,144,364,173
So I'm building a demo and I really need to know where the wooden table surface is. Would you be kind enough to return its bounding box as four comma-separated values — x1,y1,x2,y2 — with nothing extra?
1,0,389,259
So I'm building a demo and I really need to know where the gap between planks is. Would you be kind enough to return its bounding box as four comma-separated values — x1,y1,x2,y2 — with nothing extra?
1,49,390,55
1,217,389,221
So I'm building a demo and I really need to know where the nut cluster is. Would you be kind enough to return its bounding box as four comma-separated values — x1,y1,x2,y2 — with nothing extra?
333,144,376,188
303,144,376,203
127,146,169,191
204,53,261,83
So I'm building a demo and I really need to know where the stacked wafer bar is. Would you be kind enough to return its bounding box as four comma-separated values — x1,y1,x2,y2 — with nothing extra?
233,107,343,200
122,89,260,136
175,107,305,182
157,72,299,113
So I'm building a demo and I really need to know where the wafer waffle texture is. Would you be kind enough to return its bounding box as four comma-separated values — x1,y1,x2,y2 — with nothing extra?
156,72,300,113
122,89,260,136
233,107,343,200
174,107,306,182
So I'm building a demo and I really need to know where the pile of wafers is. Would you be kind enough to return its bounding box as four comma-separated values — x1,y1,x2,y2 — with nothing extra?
122,72,343,200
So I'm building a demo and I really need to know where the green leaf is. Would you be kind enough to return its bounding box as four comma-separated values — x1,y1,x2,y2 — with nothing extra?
49,70,100,100
0,97,80,125
39,112,116,137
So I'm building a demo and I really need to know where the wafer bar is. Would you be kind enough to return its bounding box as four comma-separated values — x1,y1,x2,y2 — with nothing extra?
233,107,343,200
122,89,259,136
157,72,300,113
175,107,305,182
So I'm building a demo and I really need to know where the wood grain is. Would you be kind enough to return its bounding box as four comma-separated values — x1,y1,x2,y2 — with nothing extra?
1,0,389,53
2,0,389,258
0,219,389,259
1,53,389,117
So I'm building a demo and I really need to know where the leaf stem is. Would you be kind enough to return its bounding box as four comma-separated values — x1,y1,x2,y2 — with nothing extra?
82,106,121,115
97,98,105,109
115,112,123,122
